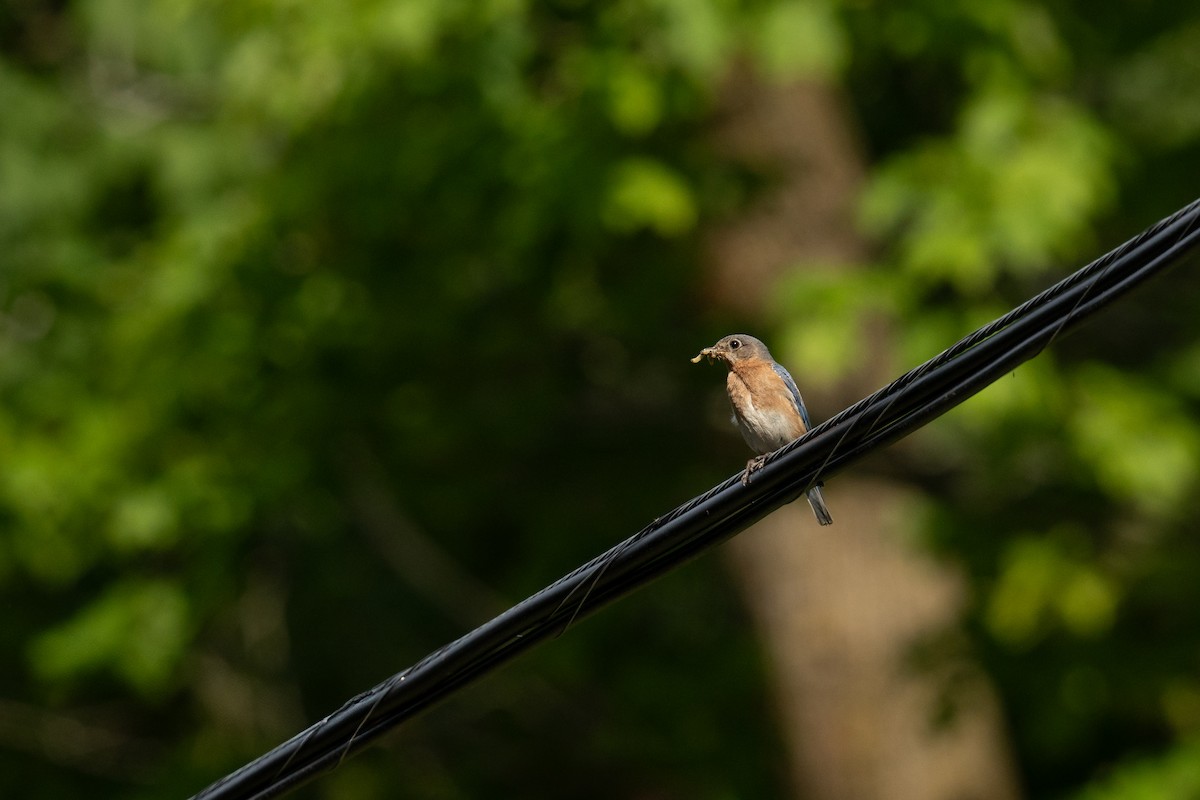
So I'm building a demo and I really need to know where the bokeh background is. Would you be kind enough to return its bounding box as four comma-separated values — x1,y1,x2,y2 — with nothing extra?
4,0,1200,798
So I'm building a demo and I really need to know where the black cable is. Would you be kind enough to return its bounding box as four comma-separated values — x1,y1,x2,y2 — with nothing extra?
191,196,1200,800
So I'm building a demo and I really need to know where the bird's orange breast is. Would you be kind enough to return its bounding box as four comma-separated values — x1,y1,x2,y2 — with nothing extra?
725,362,807,453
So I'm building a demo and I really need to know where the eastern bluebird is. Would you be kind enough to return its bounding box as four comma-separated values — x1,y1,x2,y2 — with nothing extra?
692,334,833,526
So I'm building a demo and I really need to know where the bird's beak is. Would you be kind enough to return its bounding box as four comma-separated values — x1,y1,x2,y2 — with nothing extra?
691,346,719,364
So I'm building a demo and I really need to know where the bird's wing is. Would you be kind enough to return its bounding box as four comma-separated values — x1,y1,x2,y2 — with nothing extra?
771,362,813,430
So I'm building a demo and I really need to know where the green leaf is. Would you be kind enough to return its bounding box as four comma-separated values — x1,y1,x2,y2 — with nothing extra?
751,1,847,80
30,579,191,698
603,158,697,236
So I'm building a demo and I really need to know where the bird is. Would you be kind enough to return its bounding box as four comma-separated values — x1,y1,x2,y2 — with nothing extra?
692,334,833,526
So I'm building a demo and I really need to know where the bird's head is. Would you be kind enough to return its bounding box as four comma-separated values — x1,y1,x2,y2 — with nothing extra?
691,334,771,366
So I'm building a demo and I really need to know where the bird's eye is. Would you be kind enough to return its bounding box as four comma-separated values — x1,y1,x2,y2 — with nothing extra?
729,339,741,349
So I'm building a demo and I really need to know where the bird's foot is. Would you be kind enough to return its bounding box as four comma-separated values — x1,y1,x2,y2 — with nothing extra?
741,455,768,486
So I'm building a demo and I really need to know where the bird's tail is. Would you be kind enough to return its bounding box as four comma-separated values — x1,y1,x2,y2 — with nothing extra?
805,485,833,526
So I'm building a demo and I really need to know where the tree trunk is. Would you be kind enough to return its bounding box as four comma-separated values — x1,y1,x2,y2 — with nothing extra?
705,65,1022,800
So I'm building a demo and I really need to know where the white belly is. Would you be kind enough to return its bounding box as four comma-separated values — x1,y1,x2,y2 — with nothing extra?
734,397,798,454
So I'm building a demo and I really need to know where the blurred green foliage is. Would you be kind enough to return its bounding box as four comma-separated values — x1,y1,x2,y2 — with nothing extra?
2,0,1200,798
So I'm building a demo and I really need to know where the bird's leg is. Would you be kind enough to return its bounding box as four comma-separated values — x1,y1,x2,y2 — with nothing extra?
741,455,768,486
